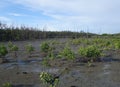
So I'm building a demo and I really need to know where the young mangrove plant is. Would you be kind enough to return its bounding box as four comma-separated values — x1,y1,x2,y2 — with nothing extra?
42,57,51,67
71,38,81,45
47,52,55,60
0,44,8,63
40,42,55,57
11,45,19,58
8,42,19,58
25,43,34,58
8,41,13,52
78,45,102,62
40,42,50,53
2,82,12,87
40,72,59,87
42,51,56,66
114,41,120,50
59,45,75,60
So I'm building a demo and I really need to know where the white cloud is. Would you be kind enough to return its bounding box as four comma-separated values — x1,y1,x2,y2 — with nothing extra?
5,0,120,33
12,0,120,22
0,16,11,22
9,13,28,17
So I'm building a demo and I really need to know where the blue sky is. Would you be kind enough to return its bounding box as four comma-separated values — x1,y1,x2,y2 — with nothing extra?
0,0,120,34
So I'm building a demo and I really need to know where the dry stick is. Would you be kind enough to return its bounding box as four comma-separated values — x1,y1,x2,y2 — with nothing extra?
47,66,70,87
54,66,71,80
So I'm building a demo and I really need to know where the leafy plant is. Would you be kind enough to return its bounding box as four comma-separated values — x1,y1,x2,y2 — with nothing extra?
40,42,50,53
11,45,18,51
40,72,59,87
8,41,13,51
60,45,75,60
114,41,120,49
25,43,34,57
0,44,8,57
51,40,60,45
11,45,19,58
2,82,12,87
42,58,50,66
47,52,55,60
40,42,55,58
78,45,102,60
71,39,81,45
8,42,19,58
105,41,111,47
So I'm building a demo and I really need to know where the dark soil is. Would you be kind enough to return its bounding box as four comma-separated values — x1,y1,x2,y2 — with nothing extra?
0,39,120,87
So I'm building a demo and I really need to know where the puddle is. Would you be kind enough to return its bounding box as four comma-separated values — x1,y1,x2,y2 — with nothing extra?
0,58,42,67
0,59,60,77
101,57,120,62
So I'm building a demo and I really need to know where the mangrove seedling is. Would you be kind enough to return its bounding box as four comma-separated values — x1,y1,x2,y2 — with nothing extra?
78,45,102,61
8,42,19,58
8,41,13,52
10,45,19,58
40,42,50,53
42,58,50,67
0,44,8,63
0,44,8,57
40,72,59,87
25,43,34,57
114,41,120,50
2,82,12,87
60,45,75,60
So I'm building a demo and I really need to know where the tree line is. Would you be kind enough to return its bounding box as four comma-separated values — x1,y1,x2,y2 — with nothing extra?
0,22,96,41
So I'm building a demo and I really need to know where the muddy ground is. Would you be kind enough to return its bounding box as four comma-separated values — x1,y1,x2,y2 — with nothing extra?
0,39,120,87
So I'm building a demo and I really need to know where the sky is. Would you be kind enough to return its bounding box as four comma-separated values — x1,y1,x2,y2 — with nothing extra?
0,0,120,34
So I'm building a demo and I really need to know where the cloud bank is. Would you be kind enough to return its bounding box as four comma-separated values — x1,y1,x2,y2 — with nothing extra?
1,0,120,33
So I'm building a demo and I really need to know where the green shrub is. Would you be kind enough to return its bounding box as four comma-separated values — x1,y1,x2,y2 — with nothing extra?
2,82,12,87
78,45,101,60
8,41,19,51
25,43,34,53
11,45,19,58
40,72,59,87
105,41,111,46
42,58,50,66
8,41,19,58
25,43,34,57
10,45,19,52
40,42,50,53
60,46,75,60
47,52,55,60
51,40,60,45
114,42,120,49
0,44,8,57
71,39,81,45
8,41,13,51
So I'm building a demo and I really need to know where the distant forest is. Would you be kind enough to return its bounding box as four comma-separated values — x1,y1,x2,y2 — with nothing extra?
0,22,119,41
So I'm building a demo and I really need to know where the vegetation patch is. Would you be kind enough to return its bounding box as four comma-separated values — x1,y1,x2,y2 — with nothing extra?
8,41,19,58
2,82,12,87
0,44,8,63
0,44,8,58
59,45,75,60
78,45,102,62
40,72,59,87
25,43,34,57
40,42,50,53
